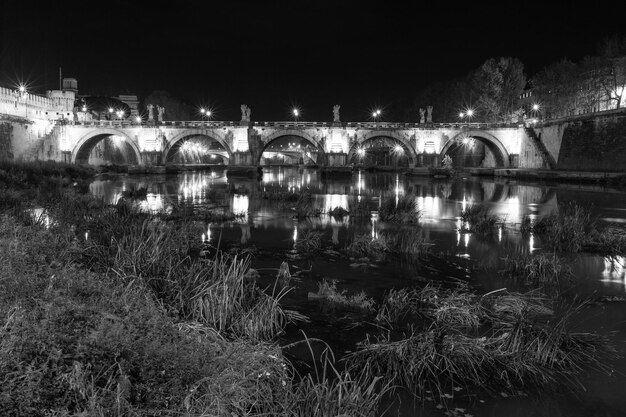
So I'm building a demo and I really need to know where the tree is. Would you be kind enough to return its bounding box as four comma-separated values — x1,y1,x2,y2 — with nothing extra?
471,57,526,123
530,59,581,118
142,91,194,121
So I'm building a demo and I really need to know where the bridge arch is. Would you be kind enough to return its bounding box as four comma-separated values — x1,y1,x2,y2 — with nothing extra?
72,129,141,165
259,130,325,165
348,130,417,166
441,130,510,168
163,129,233,164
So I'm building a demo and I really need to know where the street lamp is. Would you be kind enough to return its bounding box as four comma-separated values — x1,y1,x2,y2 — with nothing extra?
292,108,300,125
15,85,29,117
108,107,114,121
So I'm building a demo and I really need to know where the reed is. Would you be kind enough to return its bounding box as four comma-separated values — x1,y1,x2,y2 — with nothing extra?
378,195,421,224
460,204,503,235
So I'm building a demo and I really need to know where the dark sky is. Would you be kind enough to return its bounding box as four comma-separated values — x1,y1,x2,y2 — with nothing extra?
1,0,625,121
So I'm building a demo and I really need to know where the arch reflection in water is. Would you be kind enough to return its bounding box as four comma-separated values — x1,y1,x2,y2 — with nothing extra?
601,256,626,291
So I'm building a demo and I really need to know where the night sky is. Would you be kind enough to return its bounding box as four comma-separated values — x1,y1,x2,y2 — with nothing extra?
1,0,625,121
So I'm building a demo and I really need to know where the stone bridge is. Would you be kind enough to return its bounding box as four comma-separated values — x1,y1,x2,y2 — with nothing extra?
49,120,526,169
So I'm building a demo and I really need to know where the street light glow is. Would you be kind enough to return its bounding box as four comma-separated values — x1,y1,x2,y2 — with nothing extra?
135,116,141,123
459,112,464,118
466,109,474,117
293,108,299,117
18,85,26,93
532,103,540,111
200,108,206,114
108,108,114,113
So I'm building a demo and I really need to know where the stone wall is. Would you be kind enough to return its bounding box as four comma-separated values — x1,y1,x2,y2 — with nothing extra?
533,109,626,171
0,122,13,160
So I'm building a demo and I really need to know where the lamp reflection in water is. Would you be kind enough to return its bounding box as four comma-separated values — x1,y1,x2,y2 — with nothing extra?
232,194,249,223
202,225,212,244
601,256,626,291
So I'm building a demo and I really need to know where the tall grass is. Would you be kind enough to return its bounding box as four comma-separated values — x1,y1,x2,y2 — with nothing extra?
294,229,323,253
348,283,618,401
378,195,421,224
500,251,572,289
531,202,595,252
526,203,626,255
345,233,393,260
460,204,503,235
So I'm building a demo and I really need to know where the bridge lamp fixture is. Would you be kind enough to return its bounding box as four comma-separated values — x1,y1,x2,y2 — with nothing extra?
532,103,540,111
466,109,474,117
393,145,404,155
108,108,114,113
18,85,26,93
293,108,299,117
357,148,365,157
135,116,142,123
459,112,465,118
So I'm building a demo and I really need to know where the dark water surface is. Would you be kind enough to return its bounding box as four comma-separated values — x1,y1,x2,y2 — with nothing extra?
90,167,626,417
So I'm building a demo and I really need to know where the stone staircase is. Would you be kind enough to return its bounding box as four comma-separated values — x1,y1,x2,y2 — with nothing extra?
23,124,63,161
524,125,556,169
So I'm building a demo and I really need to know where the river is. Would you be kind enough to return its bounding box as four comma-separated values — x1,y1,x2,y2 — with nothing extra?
89,166,626,417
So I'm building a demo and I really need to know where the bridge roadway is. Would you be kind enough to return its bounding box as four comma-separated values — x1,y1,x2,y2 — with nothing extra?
46,119,527,169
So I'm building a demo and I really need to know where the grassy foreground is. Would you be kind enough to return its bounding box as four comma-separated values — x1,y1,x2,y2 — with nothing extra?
0,162,387,416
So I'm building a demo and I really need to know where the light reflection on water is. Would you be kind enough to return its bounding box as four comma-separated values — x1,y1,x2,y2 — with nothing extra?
87,166,626,415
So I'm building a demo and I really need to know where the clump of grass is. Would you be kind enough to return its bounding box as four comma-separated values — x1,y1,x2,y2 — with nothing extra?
585,226,626,255
384,229,430,256
328,206,349,220
460,204,503,235
345,233,392,260
294,229,323,253
530,202,595,252
348,283,618,401
378,195,421,224
309,280,375,311
500,251,572,289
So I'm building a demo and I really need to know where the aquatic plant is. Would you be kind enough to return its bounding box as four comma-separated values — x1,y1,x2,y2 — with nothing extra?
378,195,421,224
500,251,572,289
328,206,349,220
294,229,323,253
309,279,375,311
460,204,503,235
348,283,618,401
385,229,430,256
530,202,595,252
345,233,392,260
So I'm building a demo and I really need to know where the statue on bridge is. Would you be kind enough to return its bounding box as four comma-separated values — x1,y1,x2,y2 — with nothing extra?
426,106,433,123
419,108,425,124
240,104,251,123
157,105,165,122
333,104,341,123
147,104,154,122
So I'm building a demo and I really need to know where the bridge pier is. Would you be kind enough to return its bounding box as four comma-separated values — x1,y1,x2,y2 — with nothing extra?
141,151,162,166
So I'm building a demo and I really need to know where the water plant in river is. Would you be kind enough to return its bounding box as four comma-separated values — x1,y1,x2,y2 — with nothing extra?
460,204,503,235
294,229,323,253
328,205,349,220
524,203,626,255
345,233,393,260
378,195,421,224
308,279,375,311
500,251,572,289
348,283,618,401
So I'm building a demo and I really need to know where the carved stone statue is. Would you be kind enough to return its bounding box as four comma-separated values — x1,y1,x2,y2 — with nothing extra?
333,104,341,123
240,104,251,123
157,105,165,122
426,106,433,123
147,104,154,121
419,108,425,124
